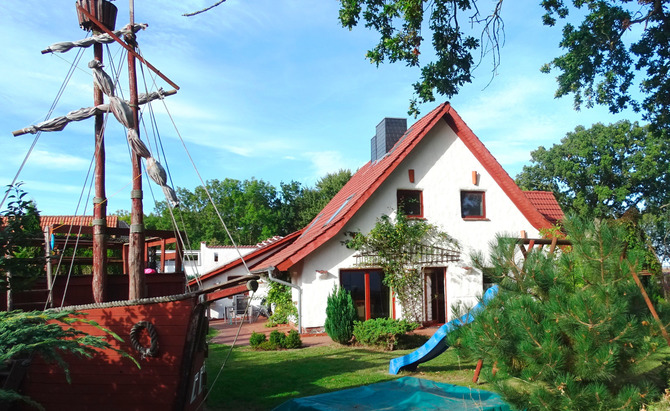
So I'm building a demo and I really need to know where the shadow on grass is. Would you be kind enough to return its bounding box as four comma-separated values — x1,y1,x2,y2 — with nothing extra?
203,341,492,410
205,344,418,410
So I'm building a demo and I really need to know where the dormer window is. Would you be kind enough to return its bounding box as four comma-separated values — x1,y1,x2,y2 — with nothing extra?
461,191,485,219
397,189,423,218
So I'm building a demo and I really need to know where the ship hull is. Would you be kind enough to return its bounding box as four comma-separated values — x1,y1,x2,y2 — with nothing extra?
20,295,209,411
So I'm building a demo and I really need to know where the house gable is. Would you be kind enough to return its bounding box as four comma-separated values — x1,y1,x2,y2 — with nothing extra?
256,102,560,273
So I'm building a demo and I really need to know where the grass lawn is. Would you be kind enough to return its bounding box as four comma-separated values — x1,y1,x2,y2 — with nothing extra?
203,340,670,410
203,343,492,410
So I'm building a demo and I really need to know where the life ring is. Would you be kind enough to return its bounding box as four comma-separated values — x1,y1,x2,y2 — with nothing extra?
130,321,159,358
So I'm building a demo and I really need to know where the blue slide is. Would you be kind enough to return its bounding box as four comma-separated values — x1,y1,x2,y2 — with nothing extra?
389,285,499,375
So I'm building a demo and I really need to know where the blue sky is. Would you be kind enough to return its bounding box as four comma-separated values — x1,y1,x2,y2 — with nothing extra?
0,1,642,216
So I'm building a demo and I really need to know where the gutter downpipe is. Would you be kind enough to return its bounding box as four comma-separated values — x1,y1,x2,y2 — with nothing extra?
262,266,302,334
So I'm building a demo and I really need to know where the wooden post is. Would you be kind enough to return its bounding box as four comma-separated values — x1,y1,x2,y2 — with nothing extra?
629,265,670,347
175,238,183,274
473,359,483,383
160,238,166,273
6,270,12,311
92,39,107,303
127,2,145,300
44,227,53,308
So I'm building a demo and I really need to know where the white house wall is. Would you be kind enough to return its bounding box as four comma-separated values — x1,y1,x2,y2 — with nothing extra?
200,253,269,319
186,243,256,278
292,118,543,330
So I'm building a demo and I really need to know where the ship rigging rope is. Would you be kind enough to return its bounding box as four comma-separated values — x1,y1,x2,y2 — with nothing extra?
197,287,257,410
46,109,104,309
133,47,203,289
0,44,88,211
58,149,97,308
158,97,254,277
46,46,126,309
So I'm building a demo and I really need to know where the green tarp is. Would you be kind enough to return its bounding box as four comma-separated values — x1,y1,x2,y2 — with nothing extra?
273,377,511,411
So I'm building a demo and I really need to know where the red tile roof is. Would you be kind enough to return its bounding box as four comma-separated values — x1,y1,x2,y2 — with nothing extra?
524,191,564,224
39,215,122,228
188,229,303,286
254,102,561,272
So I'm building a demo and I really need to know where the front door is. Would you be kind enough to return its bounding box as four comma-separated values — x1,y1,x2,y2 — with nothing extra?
424,267,446,324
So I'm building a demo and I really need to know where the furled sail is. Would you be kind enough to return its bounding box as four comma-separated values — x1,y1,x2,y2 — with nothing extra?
12,89,175,136
41,23,148,54
13,61,179,207
87,61,180,208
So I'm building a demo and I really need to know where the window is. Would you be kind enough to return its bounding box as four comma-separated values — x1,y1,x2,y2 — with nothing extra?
324,195,354,226
461,191,485,218
397,190,423,217
214,252,219,262
340,269,390,320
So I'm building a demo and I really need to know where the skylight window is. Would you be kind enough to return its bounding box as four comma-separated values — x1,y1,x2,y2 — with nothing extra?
324,195,355,226
300,214,322,238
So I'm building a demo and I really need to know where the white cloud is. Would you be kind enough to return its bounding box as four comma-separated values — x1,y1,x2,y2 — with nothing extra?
28,149,91,171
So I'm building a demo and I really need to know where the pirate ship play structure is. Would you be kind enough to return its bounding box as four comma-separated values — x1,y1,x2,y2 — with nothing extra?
3,1,257,409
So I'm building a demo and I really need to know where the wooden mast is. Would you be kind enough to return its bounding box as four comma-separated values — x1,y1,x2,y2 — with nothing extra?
92,38,108,304
127,0,146,300
76,0,117,304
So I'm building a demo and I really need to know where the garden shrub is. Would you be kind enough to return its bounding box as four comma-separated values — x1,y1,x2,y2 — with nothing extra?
268,330,286,347
265,281,297,326
249,332,267,348
250,330,302,350
324,285,357,344
257,340,279,351
353,318,419,350
284,330,302,349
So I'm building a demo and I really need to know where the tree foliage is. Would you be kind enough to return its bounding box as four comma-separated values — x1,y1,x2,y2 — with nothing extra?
339,0,669,123
541,0,670,129
516,121,670,264
265,280,298,327
339,0,494,116
345,214,458,322
453,217,667,410
131,170,352,246
0,184,42,294
516,121,670,218
295,169,353,228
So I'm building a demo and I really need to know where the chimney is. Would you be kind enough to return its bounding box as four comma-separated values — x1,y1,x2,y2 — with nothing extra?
371,118,407,162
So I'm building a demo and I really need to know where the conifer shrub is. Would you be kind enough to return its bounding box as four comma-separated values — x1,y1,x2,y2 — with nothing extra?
284,330,302,349
452,217,667,410
249,331,267,348
324,285,357,344
268,330,286,347
352,318,419,350
249,330,302,350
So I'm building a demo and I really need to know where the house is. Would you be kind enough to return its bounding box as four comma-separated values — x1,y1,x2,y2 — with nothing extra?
181,242,258,278
190,232,302,319
194,102,563,332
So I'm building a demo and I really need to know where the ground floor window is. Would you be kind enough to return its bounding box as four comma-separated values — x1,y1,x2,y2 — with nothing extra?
340,269,390,321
